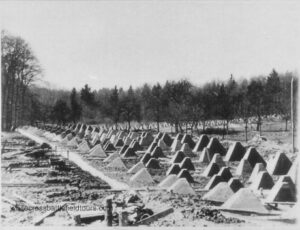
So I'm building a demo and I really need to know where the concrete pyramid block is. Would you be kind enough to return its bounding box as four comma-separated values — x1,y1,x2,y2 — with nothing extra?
66,133,74,141
228,178,244,192
167,178,196,195
174,133,184,142
266,176,296,202
288,160,298,184
181,134,195,149
157,139,169,151
171,151,186,164
106,157,127,170
91,139,101,147
114,138,124,147
170,139,182,152
107,130,117,139
249,163,266,183
129,132,140,140
207,137,226,156
92,126,100,133
180,143,195,157
146,142,157,154
128,139,137,147
202,182,234,203
117,131,127,139
161,133,173,147
77,131,85,139
205,175,226,190
103,140,111,149
91,134,100,146
217,167,233,182
224,142,246,161
130,141,142,151
119,145,129,155
177,169,194,183
84,131,92,139
109,134,117,144
198,147,212,163
140,153,151,165
129,168,154,186
158,175,178,189
123,136,132,146
67,137,78,147
166,163,181,176
89,144,107,157
122,147,137,158
267,152,292,175
127,162,145,174
104,143,116,151
243,147,266,168
150,146,166,158
77,141,90,153
221,188,269,214
251,171,274,190
139,133,154,146
211,153,226,167
235,159,253,176
202,162,220,177
103,152,119,163
100,134,108,143
155,132,163,140
179,157,195,171
193,134,209,152
145,158,161,169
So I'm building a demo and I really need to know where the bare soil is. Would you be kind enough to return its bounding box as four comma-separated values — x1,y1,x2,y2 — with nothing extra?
1,121,298,227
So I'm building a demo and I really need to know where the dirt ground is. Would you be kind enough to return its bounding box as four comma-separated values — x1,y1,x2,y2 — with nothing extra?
1,120,298,227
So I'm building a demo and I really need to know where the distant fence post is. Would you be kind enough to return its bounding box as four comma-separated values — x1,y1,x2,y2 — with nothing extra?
106,199,113,226
245,123,248,142
291,77,295,153
119,211,128,226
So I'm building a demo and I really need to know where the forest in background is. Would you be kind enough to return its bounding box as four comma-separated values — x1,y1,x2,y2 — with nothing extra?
1,31,298,133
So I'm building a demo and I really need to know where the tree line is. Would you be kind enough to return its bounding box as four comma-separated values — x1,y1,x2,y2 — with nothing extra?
1,31,298,133
34,70,298,134
1,31,42,131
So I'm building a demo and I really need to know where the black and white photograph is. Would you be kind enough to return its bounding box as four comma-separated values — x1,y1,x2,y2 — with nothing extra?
1,0,299,228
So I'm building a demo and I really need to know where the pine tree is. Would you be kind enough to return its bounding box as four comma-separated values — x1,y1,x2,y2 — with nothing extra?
70,88,82,123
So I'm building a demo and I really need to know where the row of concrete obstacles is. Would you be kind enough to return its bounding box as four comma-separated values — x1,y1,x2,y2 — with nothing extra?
198,140,297,214
25,124,297,216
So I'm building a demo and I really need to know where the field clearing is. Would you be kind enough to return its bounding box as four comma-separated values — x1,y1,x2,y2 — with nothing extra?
1,120,298,227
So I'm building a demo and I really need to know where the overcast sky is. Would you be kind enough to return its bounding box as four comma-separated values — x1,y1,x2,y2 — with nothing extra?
1,1,300,90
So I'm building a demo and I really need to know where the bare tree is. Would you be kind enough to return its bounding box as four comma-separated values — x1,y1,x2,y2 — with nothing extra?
1,30,42,130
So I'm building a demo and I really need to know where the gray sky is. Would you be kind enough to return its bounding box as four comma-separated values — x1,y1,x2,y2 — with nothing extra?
1,1,300,90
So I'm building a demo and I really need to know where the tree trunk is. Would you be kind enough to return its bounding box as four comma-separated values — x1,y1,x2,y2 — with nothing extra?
4,73,11,130
156,114,160,132
222,121,225,140
127,120,131,130
202,120,206,132
13,78,20,128
226,120,229,134
285,118,288,131
256,115,261,132
179,123,183,133
2,70,9,130
7,72,15,130
244,121,248,142
175,121,179,133
20,86,26,127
